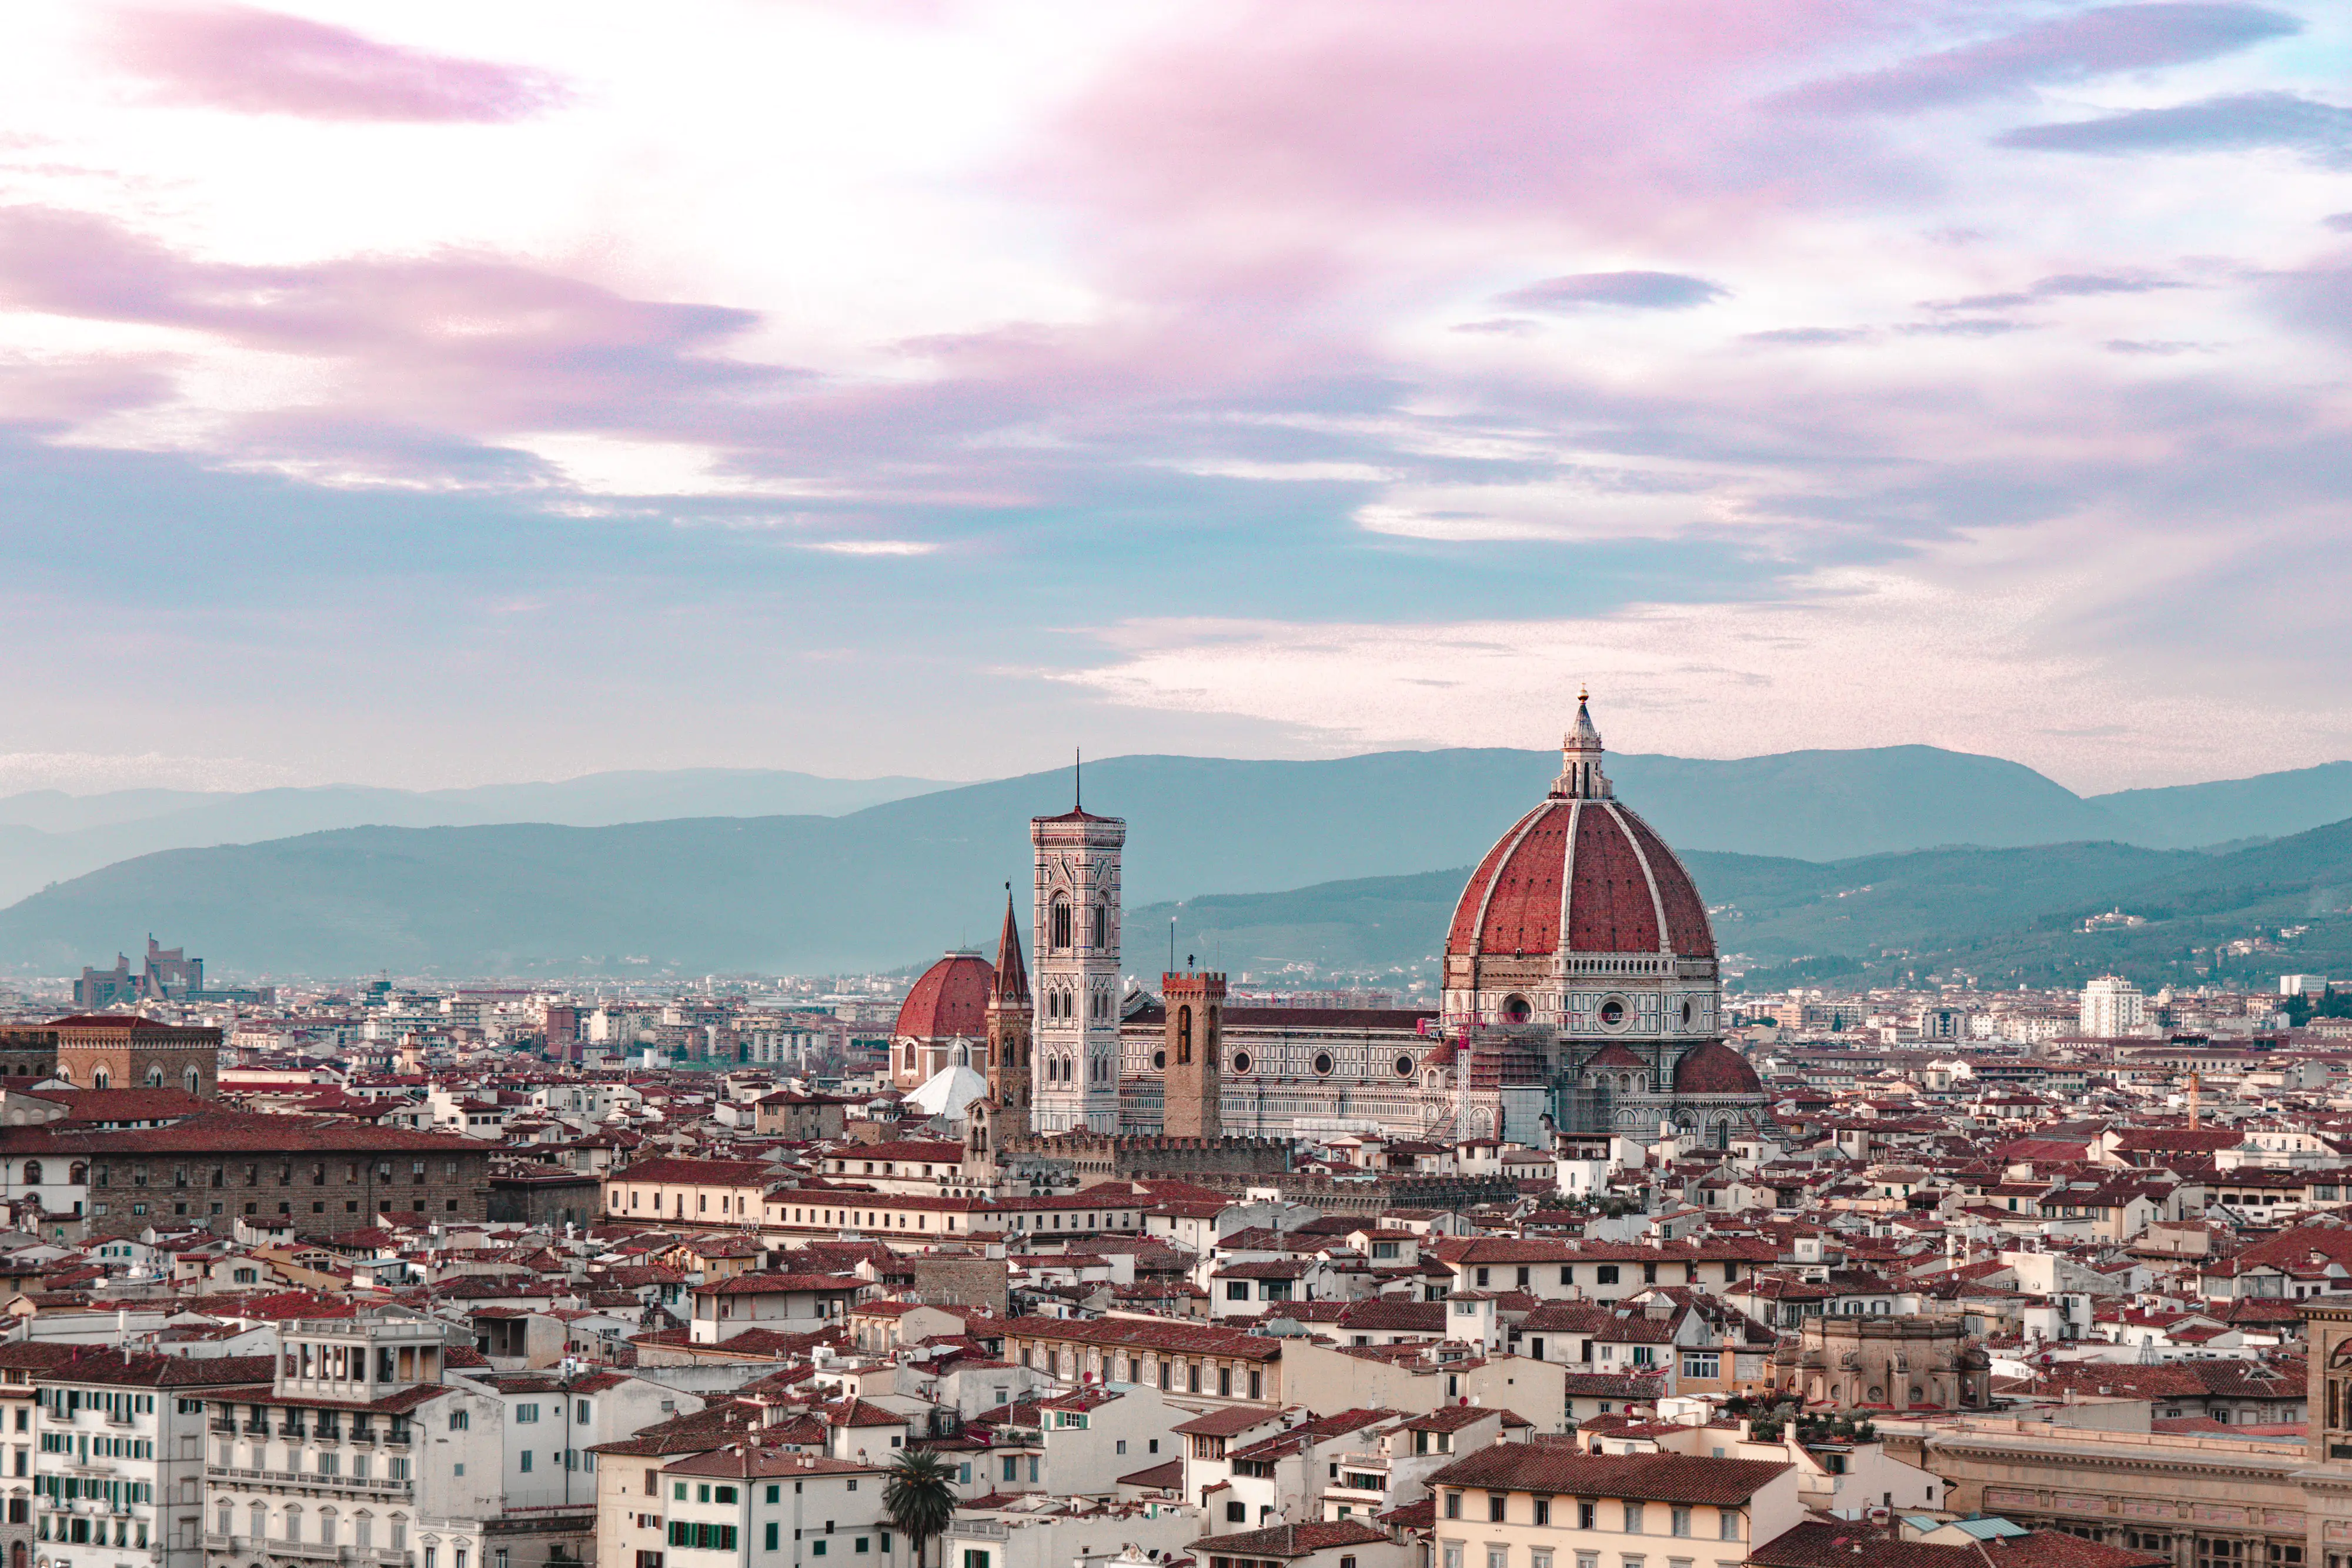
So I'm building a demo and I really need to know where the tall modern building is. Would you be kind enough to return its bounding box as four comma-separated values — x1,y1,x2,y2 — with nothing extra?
2080,975,2149,1038
1030,785,1125,1134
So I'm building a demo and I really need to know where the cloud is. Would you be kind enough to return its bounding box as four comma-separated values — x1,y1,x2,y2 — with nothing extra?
1742,326,1875,345
1775,4,2298,116
1451,317,1542,336
1998,91,2352,165
1897,317,2037,336
0,206,786,455
2328,213,2352,232
802,539,938,556
1925,272,2186,310
105,4,570,122
1496,271,1728,311
2105,338,2209,353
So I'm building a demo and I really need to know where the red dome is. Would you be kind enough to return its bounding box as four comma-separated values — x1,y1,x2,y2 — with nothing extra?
894,952,994,1041
1672,1041,1763,1096
1446,798,1715,959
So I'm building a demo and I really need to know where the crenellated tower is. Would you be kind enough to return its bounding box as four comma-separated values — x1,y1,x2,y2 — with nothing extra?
1161,968,1225,1138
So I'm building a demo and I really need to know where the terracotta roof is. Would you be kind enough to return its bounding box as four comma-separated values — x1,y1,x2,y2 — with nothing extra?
893,954,994,1043
1188,1522,1391,1557
1430,1448,1790,1505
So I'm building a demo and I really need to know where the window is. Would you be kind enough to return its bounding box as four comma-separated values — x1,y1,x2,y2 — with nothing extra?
965,1555,991,1568
1671,1509,1691,1539
1719,1514,1741,1543
1227,1504,1247,1524
1535,1500,1551,1527
1490,1551,1508,1568
449,1411,470,1431
1625,1504,1644,1534
516,1404,539,1423
1579,1504,1596,1531
1445,1493,1462,1520
1596,1266,1619,1285
1681,1353,1719,1380
767,1526,780,1552
520,1453,534,1473
1489,1495,1507,1523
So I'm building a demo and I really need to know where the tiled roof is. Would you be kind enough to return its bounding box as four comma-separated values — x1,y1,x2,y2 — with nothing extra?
1429,1448,1792,1505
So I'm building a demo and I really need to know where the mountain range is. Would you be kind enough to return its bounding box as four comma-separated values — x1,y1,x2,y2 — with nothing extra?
2,744,2351,980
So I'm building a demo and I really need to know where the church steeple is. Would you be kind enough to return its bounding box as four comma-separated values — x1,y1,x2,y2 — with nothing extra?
992,884,1029,1004
1552,686,1613,800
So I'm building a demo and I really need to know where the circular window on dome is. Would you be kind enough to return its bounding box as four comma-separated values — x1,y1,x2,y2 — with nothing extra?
1598,996,1628,1030
1502,995,1533,1024
1680,999,1694,1027
1395,1054,1415,1078
1152,1049,1167,1071
1312,1051,1335,1076
1231,1051,1252,1075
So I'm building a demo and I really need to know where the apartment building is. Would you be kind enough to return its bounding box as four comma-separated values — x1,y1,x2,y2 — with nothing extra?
1425,1449,1801,1568
199,1315,594,1568
34,1352,274,1568
656,1447,901,1568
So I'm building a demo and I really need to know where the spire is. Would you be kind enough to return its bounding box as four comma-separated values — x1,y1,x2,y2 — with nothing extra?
992,883,1030,1005
1074,747,1083,813
1552,685,1613,800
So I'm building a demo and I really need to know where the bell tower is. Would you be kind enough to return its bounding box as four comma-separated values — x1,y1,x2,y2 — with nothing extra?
1162,968,1224,1138
1031,758,1125,1134
984,887,1033,1126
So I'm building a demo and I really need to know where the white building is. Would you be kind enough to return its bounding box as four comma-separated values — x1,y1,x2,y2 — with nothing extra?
656,1448,901,1568
2079,976,2149,1038
199,1315,595,1568
33,1350,273,1568
448,1370,700,1509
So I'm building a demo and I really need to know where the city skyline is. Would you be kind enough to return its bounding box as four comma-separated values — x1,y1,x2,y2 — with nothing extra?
2,2,2349,795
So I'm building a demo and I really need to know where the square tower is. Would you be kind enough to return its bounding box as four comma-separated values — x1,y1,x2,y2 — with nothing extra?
1031,803,1125,1134
1161,970,1224,1138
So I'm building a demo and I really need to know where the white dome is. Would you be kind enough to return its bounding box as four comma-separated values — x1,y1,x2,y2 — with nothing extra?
906,1062,989,1119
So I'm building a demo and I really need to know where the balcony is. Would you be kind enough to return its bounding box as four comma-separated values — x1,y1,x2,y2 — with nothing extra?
205,1464,412,1497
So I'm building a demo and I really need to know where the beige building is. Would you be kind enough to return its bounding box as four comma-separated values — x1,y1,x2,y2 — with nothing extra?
1768,1316,1992,1410
1426,1446,1802,1568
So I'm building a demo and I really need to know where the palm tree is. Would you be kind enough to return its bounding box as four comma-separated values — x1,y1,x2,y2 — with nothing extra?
883,1447,960,1568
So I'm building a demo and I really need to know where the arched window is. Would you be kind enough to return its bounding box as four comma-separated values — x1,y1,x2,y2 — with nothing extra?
91,1069,107,1090
1090,902,1108,949
68,1163,85,1184
185,1066,200,1095
21,1162,40,1186
146,1067,163,1088
1176,1007,1192,1066
1050,898,1072,950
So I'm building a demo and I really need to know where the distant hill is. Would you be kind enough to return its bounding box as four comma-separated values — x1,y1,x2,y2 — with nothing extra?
0,769,953,905
1126,823,2352,994
6,744,2352,980
2087,761,2352,851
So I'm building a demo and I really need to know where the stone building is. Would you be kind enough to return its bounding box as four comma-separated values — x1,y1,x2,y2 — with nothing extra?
1769,1315,1993,1410
1161,969,1225,1138
48,1014,219,1096
0,1115,491,1240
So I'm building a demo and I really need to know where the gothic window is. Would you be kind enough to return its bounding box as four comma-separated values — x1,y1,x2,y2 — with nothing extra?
146,1066,163,1088
1177,1007,1192,1066
1051,898,1073,951
1090,902,1108,950
92,1069,109,1090
185,1067,199,1095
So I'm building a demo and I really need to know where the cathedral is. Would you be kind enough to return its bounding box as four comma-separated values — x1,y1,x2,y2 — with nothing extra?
893,696,1770,1163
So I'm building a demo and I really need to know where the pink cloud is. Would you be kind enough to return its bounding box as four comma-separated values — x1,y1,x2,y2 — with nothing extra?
105,5,568,122
0,206,781,437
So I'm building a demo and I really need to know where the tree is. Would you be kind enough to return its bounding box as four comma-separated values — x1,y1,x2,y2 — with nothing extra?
883,1447,959,1568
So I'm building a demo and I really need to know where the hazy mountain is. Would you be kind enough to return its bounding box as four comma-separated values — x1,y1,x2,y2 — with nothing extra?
2087,761,2352,850
0,770,952,904
5,744,2352,979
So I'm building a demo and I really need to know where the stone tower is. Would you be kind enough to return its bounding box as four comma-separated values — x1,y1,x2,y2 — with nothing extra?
1161,969,1225,1138
985,888,1033,1125
1031,769,1125,1134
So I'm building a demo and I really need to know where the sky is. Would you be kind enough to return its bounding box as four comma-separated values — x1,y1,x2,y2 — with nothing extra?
1,1,2348,797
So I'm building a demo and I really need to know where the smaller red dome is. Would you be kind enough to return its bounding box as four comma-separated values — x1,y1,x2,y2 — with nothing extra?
894,952,994,1041
1673,1041,1763,1096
